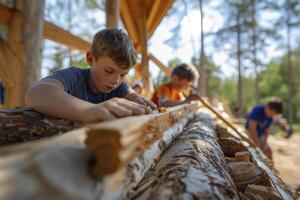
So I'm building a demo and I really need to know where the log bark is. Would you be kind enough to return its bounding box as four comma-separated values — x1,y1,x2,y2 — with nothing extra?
127,112,240,199
0,109,295,200
0,108,77,145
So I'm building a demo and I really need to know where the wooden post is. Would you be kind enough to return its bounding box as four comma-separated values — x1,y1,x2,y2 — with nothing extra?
105,0,119,28
4,0,45,108
137,1,152,96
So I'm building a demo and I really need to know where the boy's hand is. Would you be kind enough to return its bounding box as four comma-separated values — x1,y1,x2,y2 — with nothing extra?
125,93,157,111
82,98,152,122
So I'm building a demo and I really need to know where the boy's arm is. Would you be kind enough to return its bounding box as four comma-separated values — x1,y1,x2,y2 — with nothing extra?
248,119,262,148
262,128,270,146
159,93,201,107
26,78,150,122
159,97,186,107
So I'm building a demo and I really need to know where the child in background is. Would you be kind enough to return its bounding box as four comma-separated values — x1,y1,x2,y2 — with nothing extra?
245,97,284,159
151,63,200,107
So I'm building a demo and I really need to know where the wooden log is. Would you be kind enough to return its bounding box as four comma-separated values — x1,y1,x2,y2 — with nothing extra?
0,106,198,200
248,148,295,200
0,108,77,145
127,112,240,199
85,103,199,177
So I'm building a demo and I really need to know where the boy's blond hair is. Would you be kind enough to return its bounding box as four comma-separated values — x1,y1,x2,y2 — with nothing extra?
91,28,137,68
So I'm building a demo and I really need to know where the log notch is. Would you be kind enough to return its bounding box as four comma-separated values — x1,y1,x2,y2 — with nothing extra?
127,112,240,199
0,108,77,145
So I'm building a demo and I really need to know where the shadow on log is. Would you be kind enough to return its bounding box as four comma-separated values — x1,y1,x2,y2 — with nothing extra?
0,108,78,145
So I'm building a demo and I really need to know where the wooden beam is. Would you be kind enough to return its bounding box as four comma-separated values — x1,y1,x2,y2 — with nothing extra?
105,0,119,28
120,0,139,45
148,53,172,76
85,103,199,177
43,21,90,53
147,0,174,39
0,4,90,53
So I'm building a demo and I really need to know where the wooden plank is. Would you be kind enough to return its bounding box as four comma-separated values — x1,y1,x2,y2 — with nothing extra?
147,0,174,38
105,0,119,28
148,53,171,76
43,21,90,53
85,103,199,177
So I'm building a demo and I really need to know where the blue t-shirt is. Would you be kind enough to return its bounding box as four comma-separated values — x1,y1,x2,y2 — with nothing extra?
46,67,130,104
245,104,273,137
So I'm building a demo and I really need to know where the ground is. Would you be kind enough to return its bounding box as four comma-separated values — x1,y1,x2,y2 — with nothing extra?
269,134,300,197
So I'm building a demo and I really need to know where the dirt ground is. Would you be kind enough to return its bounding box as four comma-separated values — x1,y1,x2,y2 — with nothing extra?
268,134,300,192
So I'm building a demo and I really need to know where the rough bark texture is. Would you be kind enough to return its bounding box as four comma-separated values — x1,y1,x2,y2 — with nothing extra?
127,112,239,199
0,111,295,200
0,108,77,145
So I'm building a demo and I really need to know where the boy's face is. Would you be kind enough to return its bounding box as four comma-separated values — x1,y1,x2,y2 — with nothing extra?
87,52,130,93
266,107,281,118
172,75,193,91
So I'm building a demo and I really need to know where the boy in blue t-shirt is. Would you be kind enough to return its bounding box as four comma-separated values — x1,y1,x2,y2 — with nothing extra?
245,97,283,159
26,29,156,123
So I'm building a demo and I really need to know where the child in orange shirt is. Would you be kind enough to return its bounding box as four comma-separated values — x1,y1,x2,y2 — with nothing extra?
151,63,199,107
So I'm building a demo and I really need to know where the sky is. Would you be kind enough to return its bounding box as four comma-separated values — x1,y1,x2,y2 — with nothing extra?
42,0,300,80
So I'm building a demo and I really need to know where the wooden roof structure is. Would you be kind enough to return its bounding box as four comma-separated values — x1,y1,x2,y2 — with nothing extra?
120,0,173,52
0,0,173,107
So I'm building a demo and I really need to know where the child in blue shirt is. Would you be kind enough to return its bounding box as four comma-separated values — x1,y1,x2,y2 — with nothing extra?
26,29,156,123
245,97,283,159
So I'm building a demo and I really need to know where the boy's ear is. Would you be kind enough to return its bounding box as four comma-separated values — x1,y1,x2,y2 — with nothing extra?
86,51,95,66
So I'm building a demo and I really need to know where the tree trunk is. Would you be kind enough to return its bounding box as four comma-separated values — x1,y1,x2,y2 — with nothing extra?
198,0,206,97
105,0,119,28
237,11,243,117
0,108,77,145
251,0,260,103
5,0,45,107
286,11,294,126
